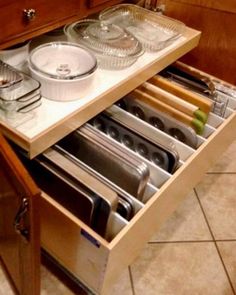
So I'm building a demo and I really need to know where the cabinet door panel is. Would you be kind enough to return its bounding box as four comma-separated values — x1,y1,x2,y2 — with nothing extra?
167,0,236,14
164,0,236,84
0,134,40,295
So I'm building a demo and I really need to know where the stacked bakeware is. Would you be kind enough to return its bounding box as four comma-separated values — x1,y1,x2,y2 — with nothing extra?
0,60,41,121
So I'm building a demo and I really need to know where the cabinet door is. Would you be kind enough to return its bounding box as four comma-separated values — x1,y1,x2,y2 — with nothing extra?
0,133,40,295
163,0,236,84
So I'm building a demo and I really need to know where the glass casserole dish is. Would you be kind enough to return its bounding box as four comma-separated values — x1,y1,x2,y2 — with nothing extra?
99,4,186,52
64,19,144,70
0,61,41,113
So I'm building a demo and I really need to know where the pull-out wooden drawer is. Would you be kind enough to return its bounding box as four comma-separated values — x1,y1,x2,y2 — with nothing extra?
0,27,201,159
37,70,236,294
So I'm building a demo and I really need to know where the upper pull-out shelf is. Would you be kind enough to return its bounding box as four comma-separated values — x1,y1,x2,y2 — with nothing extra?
0,27,201,159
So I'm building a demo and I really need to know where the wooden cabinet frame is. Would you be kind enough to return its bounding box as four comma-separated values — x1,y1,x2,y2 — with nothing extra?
0,13,235,295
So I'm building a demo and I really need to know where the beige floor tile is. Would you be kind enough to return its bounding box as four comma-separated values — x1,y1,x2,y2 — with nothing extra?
217,241,236,292
131,242,234,295
150,191,211,242
41,265,132,295
109,268,133,295
41,265,78,295
195,174,236,240
0,262,132,295
208,139,236,173
0,266,14,295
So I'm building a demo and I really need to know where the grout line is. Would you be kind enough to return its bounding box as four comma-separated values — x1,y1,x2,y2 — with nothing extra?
215,239,236,242
206,172,236,175
194,188,236,295
128,266,136,295
148,240,214,244
214,242,236,295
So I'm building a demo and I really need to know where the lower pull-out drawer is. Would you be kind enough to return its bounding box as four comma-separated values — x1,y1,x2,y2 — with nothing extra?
25,65,236,295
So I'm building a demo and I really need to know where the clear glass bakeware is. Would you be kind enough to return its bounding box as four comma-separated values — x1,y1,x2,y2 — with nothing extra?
99,4,185,52
0,61,23,91
64,19,144,70
0,71,41,112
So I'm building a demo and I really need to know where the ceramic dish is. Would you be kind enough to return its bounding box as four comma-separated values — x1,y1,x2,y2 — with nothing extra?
99,4,185,52
28,42,97,101
64,19,143,70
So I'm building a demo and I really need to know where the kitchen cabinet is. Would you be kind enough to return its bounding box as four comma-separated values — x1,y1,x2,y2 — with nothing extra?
1,4,236,295
0,133,40,295
162,0,236,84
0,0,83,49
0,0,123,49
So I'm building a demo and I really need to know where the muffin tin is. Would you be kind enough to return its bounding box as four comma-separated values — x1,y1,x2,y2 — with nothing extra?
117,96,198,148
89,108,179,173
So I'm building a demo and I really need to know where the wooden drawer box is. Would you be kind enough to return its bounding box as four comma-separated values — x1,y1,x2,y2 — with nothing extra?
1,26,236,294
38,65,236,294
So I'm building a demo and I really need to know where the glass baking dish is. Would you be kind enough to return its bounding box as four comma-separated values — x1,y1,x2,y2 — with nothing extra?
64,19,144,70
0,71,41,112
0,60,23,91
99,4,186,52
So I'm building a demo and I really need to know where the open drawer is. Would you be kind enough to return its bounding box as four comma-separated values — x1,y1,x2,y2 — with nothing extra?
37,68,236,294
0,26,200,159
1,24,235,295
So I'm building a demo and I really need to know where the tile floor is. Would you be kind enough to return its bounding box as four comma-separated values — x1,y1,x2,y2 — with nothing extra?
1,139,236,295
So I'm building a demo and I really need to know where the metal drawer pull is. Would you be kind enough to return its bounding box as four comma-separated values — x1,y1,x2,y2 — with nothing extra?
14,197,29,241
23,9,36,21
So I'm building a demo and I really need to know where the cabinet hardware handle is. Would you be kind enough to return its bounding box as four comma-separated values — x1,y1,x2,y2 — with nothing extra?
23,8,36,21
14,197,29,242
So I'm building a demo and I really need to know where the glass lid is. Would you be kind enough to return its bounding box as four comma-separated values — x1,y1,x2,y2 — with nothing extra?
65,19,143,58
29,42,97,79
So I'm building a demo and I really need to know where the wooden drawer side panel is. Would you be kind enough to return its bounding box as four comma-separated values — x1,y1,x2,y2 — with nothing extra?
40,193,110,294
99,113,236,295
